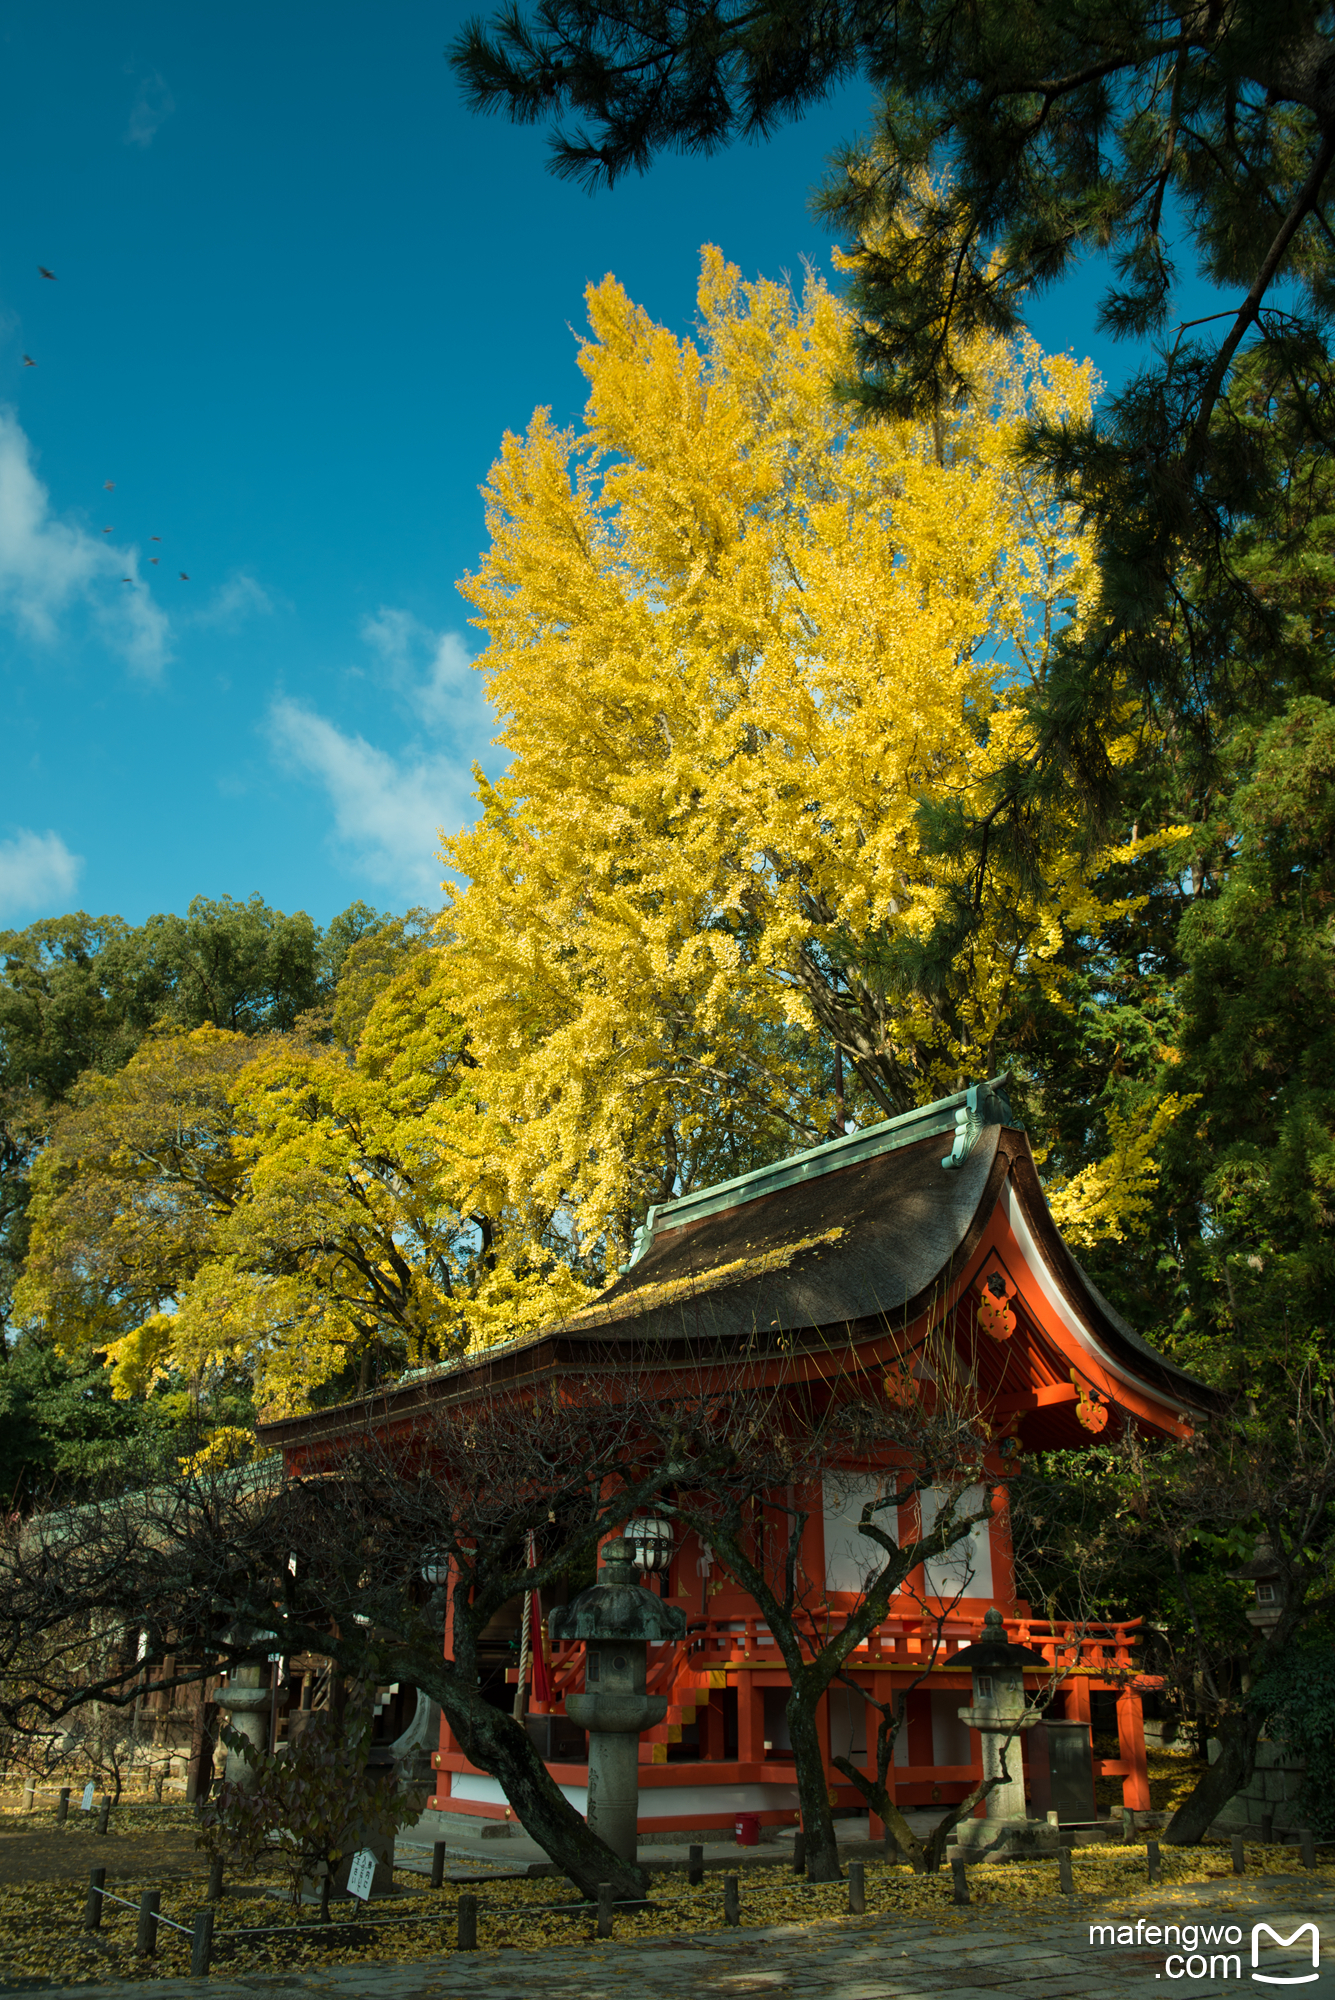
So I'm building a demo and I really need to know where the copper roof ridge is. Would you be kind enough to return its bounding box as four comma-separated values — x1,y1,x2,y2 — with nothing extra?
625,1074,1017,1267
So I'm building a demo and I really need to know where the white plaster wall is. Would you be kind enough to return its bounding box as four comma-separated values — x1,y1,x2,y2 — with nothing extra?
930,1690,973,1767
822,1472,897,1592
920,1483,993,1599
448,1774,801,1820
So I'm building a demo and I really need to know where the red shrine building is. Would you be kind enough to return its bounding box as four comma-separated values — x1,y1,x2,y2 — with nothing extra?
261,1077,1208,1834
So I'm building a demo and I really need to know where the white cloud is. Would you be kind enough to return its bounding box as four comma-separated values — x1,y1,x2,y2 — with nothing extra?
124,71,175,149
0,828,82,922
269,612,495,902
0,408,171,676
269,699,467,899
360,608,489,734
189,571,273,629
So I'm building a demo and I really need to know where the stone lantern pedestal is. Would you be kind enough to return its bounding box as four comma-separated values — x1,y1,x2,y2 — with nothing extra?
950,1608,1056,1862
549,1539,686,1862
220,1661,273,1789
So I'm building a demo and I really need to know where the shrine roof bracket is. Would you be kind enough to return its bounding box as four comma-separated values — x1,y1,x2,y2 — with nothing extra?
627,1074,1018,1269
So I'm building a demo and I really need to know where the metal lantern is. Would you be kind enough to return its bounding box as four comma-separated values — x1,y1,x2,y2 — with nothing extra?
419,1553,449,1585
627,1516,674,1573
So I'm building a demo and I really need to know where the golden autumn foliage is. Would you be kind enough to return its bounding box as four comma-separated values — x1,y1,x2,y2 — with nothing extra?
16,249,1184,1415
1045,1093,1200,1249
439,248,1166,1268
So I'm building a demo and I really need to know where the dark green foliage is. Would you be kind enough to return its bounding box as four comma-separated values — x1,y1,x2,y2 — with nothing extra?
450,0,871,189
106,894,325,1037
1168,697,1335,1385
0,1338,177,1506
1251,1646,1335,1840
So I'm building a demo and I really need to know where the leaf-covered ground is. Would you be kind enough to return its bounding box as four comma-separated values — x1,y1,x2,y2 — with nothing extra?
1094,1740,1206,1815
0,1796,1330,1987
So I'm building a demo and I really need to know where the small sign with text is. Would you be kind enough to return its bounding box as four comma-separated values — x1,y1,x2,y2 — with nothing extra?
345,1848,377,1902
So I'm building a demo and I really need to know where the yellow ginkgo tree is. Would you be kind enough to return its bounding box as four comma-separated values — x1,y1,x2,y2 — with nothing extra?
441,247,1164,1268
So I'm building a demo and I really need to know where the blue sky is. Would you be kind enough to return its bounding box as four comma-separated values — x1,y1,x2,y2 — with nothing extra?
0,6,1240,932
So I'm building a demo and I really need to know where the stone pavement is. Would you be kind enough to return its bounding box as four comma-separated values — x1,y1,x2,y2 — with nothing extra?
395,1810,883,1882
8,1873,1333,2000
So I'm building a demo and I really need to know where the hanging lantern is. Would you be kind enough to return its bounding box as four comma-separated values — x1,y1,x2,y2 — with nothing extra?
627,1516,674,1573
420,1552,449,1585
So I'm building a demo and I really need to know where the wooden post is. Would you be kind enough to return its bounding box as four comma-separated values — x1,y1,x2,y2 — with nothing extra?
21,1781,34,1812
56,1788,70,1824
85,1868,106,1929
1232,1833,1245,1874
1115,1687,1151,1813
190,1907,213,1976
136,1889,160,1957
1301,1829,1316,1869
687,1843,704,1885
457,1893,478,1950
207,1856,224,1902
96,1795,111,1835
847,1861,865,1914
430,1841,446,1889
723,1874,740,1926
1058,1848,1074,1896
1147,1840,1161,1883
950,1856,969,1905
597,1882,614,1937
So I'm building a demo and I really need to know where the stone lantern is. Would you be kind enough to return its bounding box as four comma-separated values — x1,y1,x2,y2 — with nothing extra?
950,1607,1051,1858
220,1658,273,1789
549,1538,686,1862
1230,1534,1283,1634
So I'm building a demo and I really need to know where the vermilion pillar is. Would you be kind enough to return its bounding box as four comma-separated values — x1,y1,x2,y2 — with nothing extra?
1117,1687,1152,1812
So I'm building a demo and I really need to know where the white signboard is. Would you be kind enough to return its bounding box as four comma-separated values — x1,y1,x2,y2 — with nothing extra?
80,1781,95,1811
345,1847,377,1902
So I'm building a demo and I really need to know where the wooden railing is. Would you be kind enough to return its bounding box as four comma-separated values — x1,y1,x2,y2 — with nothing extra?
543,1609,1144,1700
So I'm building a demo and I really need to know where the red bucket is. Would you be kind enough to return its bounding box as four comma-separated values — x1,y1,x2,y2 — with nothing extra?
735,1812,760,1846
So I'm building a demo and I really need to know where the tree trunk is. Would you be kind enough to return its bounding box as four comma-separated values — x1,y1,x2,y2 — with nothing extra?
1163,1709,1265,1846
431,1674,646,1901
830,1754,928,1871
786,1675,842,1881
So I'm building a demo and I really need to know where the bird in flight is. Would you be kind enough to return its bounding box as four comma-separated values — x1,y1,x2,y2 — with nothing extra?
38,266,55,281
121,577,133,584
21,355,35,367
150,535,161,542
179,571,189,581
149,557,159,566
102,526,114,534
104,481,114,491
